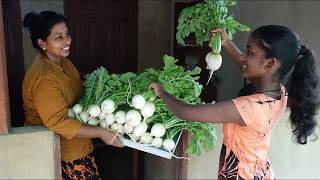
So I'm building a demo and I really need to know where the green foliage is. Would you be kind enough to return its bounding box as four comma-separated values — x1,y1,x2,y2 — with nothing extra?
176,0,250,47
77,55,217,156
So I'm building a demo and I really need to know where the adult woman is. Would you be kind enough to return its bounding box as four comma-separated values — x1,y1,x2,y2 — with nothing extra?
22,11,122,179
150,25,319,179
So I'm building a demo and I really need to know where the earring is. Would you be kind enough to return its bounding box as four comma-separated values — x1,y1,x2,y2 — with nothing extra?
265,66,268,70
42,47,46,50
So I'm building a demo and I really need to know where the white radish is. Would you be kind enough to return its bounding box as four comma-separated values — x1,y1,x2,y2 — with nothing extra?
162,139,176,152
126,110,142,127
115,111,126,124
151,137,163,148
101,99,116,114
205,52,222,85
140,101,155,120
87,117,99,126
72,104,83,114
139,132,153,144
98,112,107,120
68,108,76,119
105,114,115,125
123,122,134,134
87,105,101,118
150,123,166,138
131,95,146,109
132,122,148,137
111,123,124,134
99,119,108,128
79,111,90,122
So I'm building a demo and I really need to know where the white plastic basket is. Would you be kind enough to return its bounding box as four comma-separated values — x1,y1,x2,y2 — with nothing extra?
119,131,182,159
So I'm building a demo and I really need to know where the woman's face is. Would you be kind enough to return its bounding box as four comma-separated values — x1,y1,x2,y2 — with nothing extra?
241,37,268,79
41,22,71,62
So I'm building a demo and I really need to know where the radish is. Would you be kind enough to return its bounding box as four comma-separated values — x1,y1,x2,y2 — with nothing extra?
206,32,222,85
87,105,101,118
79,111,90,123
115,111,126,124
99,119,108,128
126,110,142,127
87,117,99,126
150,123,166,138
131,95,146,109
151,137,163,148
98,112,107,120
139,132,153,144
205,53,222,85
101,99,116,114
140,101,155,120
132,122,148,137
162,139,176,152
72,104,83,114
68,108,76,119
105,114,115,125
111,123,124,134
123,122,134,134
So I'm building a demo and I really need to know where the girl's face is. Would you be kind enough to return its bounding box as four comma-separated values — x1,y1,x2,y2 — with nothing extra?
40,22,71,62
241,37,269,79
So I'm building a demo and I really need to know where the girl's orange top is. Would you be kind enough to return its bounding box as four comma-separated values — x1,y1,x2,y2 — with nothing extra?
219,86,287,179
23,54,93,162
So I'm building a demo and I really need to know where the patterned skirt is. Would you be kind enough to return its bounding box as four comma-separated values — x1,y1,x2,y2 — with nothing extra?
62,153,101,180
218,144,273,180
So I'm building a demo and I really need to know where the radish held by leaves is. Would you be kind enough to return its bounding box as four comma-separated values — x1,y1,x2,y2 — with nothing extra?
205,52,222,85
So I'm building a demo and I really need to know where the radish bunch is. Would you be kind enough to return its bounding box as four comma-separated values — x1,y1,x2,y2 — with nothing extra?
68,94,177,153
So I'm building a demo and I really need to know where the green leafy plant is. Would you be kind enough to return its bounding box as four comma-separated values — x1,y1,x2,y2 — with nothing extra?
176,0,250,84
77,55,217,156
176,0,250,48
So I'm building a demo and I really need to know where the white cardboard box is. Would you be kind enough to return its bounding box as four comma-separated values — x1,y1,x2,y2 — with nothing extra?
119,132,182,159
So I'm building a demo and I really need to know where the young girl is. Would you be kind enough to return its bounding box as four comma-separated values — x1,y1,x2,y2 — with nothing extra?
150,25,319,179
22,11,123,179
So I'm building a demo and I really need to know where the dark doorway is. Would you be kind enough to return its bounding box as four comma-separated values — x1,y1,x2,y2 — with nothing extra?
2,0,25,127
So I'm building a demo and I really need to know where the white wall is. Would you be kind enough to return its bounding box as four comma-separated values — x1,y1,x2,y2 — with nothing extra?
0,126,60,179
20,0,64,71
188,1,320,179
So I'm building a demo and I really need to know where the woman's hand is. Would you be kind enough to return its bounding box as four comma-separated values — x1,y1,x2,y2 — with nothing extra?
210,28,229,47
99,128,123,148
149,82,164,97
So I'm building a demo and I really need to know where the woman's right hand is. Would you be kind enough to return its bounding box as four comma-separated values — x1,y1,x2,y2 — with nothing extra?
210,28,229,47
99,128,123,148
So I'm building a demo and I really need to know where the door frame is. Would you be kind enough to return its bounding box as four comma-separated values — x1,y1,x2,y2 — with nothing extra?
0,0,11,134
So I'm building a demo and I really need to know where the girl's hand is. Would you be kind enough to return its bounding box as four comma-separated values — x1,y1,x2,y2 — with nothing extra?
149,82,164,97
210,28,229,46
99,128,123,148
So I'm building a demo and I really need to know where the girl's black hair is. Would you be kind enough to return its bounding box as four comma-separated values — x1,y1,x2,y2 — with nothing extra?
23,11,67,50
250,25,320,144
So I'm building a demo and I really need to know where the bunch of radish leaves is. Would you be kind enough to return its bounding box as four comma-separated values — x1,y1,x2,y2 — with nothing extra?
78,55,217,156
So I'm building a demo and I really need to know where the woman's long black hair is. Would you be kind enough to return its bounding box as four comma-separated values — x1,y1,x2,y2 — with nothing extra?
251,25,320,144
